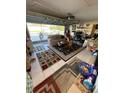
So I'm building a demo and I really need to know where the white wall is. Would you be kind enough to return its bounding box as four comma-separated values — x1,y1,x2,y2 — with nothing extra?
83,20,98,24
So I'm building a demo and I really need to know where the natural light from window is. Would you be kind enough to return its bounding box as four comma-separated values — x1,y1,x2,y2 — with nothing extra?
27,22,65,42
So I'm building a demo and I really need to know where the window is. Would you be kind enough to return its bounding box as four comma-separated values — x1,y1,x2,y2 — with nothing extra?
27,23,65,42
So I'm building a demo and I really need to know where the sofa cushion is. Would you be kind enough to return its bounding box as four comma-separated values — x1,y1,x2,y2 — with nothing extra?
48,34,66,46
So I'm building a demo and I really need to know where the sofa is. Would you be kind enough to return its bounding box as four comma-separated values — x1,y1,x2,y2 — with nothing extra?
48,34,66,46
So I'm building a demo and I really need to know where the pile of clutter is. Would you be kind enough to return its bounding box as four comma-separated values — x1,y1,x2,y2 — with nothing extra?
83,38,98,57
79,62,98,90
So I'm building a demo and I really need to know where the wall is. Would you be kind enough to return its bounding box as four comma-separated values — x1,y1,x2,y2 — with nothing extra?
83,20,98,24
26,11,65,25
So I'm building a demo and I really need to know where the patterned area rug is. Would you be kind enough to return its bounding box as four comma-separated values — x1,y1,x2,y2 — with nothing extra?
53,65,76,93
36,50,61,70
34,46,45,52
33,43,49,52
49,45,84,61
68,58,82,76
33,58,84,93
52,58,84,93
53,43,82,56
33,76,61,93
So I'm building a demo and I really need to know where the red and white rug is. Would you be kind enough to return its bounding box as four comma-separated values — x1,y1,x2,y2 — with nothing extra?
33,76,61,93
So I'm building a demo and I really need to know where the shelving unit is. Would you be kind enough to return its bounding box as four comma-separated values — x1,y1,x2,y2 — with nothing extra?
83,24,95,35
71,23,98,36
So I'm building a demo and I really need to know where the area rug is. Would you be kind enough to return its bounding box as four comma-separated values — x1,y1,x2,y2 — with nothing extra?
33,42,49,52
53,64,77,93
36,49,61,70
34,45,45,52
33,76,61,93
53,43,82,56
52,57,87,93
68,58,82,76
33,58,84,93
49,45,84,61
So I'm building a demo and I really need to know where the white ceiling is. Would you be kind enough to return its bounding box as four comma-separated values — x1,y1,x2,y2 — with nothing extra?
27,0,98,22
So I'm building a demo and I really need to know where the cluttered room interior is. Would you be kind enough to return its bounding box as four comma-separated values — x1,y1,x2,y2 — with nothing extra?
26,0,98,93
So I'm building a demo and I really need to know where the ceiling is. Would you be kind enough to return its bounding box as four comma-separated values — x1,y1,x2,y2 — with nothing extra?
27,0,98,22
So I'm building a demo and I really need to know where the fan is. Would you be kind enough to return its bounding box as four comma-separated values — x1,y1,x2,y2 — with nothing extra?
66,13,75,20
64,13,80,25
